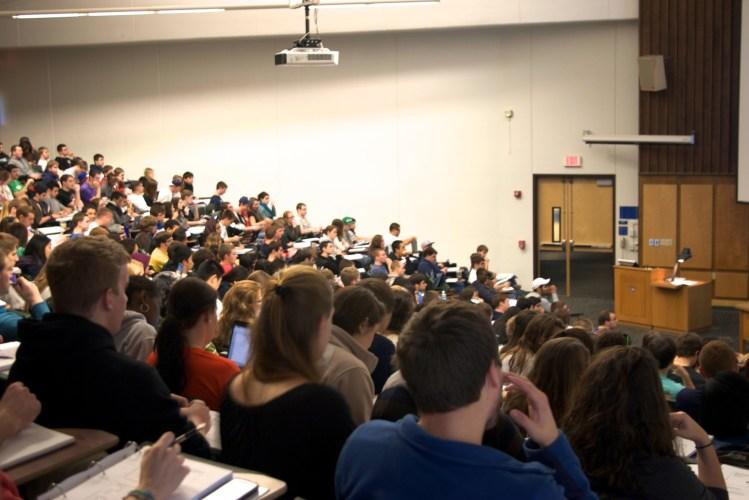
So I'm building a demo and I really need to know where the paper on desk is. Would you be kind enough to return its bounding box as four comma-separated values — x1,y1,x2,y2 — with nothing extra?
689,463,749,498
0,341,19,372
207,411,222,451
47,446,232,500
675,436,696,457
671,278,699,287
0,424,75,469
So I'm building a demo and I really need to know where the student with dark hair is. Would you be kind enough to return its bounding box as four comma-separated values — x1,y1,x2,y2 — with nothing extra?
566,347,726,499
18,234,50,280
553,327,595,355
407,272,426,305
208,181,227,212
501,313,561,376
0,249,49,343
315,240,339,274
221,266,354,500
191,248,216,272
147,278,239,411
163,242,190,272
182,171,194,192
321,286,385,423
472,268,497,303
643,332,694,400
9,237,210,456
148,231,172,274
337,301,596,500
257,191,276,220
503,337,590,428
384,287,415,346
594,330,628,353
416,246,443,289
195,259,224,291
669,332,706,388
595,309,618,334
218,265,251,300
114,275,159,361
358,279,397,395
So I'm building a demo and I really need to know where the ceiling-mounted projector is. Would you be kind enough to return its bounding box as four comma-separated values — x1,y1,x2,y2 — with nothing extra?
276,0,338,66
275,46,339,66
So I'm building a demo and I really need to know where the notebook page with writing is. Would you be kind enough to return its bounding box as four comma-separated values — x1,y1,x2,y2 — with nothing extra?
51,448,232,500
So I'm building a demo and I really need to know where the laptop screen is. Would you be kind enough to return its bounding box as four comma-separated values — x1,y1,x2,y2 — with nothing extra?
228,323,251,368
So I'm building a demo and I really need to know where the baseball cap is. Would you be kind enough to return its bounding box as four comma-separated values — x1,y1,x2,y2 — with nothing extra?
531,277,551,290
421,240,435,250
342,216,355,224
170,176,183,187
238,196,250,206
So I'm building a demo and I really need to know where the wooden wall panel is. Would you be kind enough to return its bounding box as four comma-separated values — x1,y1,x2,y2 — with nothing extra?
641,184,677,267
679,184,713,268
639,0,741,175
537,178,565,245
714,183,749,270
715,272,749,299
571,179,613,247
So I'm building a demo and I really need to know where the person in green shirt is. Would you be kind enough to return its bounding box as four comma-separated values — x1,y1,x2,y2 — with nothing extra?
7,165,32,199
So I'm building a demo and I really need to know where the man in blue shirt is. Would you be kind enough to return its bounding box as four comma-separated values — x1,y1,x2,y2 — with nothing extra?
336,301,595,500
0,247,49,343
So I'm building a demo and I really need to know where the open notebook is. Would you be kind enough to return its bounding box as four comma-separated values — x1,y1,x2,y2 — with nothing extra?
38,442,258,500
0,423,75,469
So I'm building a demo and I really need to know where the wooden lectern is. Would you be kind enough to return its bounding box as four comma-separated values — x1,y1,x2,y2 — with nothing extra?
614,266,713,333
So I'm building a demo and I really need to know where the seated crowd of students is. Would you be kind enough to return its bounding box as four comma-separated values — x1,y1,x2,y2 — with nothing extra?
0,138,746,500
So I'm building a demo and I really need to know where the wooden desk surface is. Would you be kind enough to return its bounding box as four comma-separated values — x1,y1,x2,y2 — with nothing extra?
5,428,118,486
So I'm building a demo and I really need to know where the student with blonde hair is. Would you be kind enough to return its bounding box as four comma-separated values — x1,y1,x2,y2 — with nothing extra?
214,280,263,354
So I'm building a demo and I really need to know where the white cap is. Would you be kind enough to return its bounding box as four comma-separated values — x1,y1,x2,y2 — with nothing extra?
421,240,435,250
531,277,551,290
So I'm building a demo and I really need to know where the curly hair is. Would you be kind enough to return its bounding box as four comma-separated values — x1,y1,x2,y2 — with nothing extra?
215,280,263,353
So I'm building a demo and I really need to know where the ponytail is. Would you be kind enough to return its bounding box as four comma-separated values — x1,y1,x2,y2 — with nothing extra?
154,315,187,394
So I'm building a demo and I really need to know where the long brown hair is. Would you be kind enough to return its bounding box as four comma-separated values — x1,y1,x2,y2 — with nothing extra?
502,337,590,424
249,266,333,384
215,280,263,352
505,313,560,374
565,346,675,493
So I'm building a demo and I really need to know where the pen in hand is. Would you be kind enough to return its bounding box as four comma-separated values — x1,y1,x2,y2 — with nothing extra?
171,423,206,447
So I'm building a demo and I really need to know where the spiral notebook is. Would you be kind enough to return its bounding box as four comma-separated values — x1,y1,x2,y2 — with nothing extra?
38,442,247,500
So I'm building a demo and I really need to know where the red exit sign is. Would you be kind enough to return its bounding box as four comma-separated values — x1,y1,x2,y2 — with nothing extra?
564,155,583,168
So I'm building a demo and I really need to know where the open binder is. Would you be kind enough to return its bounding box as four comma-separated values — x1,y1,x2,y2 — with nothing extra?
38,442,265,500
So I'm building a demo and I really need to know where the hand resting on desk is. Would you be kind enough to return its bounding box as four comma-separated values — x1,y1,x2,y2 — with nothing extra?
0,382,41,445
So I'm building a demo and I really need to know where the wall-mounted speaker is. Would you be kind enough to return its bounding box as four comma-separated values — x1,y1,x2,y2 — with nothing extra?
638,55,667,92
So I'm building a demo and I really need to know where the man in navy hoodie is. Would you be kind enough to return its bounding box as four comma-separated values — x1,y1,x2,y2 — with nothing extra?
335,301,595,500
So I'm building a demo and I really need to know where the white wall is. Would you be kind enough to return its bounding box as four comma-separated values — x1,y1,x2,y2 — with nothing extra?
0,20,639,286
0,0,637,48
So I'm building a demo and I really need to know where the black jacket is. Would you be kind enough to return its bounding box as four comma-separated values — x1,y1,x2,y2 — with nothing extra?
8,313,209,456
